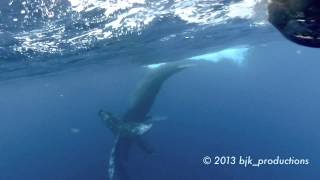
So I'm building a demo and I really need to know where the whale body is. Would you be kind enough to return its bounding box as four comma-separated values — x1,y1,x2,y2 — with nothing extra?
99,61,194,180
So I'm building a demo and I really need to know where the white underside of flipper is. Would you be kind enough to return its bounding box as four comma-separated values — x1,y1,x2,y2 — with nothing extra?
108,136,118,180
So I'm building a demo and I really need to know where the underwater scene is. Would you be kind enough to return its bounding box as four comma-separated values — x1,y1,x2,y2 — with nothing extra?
0,0,320,180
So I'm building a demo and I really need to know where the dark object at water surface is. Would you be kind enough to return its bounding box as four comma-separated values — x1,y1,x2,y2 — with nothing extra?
268,0,320,47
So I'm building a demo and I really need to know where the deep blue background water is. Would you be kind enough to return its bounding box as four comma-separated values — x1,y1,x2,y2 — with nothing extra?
1,0,320,179
1,38,320,180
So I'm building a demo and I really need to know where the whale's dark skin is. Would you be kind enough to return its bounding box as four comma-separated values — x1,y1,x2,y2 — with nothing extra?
99,61,193,180
268,0,320,47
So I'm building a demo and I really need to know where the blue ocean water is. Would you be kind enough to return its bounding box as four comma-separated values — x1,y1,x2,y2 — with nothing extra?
0,0,320,180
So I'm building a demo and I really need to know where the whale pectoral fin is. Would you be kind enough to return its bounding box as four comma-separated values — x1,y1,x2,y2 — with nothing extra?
109,136,133,180
135,137,154,154
108,137,152,180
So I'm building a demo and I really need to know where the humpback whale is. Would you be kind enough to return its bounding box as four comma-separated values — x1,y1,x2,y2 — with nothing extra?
99,46,248,180
99,61,194,180
268,0,320,47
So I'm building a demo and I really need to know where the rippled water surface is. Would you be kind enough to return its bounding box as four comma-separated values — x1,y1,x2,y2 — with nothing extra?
0,0,270,79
